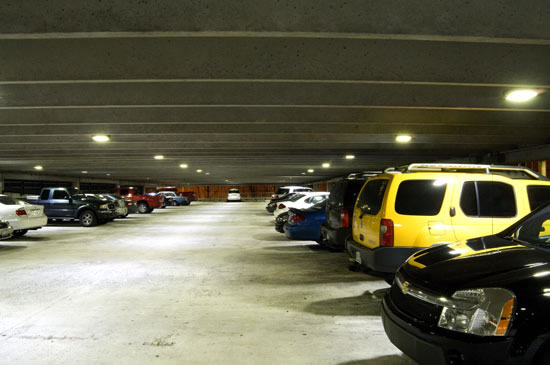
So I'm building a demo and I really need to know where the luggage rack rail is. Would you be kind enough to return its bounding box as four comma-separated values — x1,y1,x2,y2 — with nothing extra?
384,163,543,180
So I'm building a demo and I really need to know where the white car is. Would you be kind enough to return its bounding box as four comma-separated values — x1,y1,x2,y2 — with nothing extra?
227,189,241,202
273,192,329,218
271,186,313,199
0,194,48,237
0,220,13,240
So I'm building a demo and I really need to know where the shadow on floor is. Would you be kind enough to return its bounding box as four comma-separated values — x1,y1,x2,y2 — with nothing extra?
305,288,390,316
0,244,27,253
339,354,416,365
252,233,293,242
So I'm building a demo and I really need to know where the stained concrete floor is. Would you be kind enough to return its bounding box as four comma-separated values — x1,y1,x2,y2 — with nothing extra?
0,202,414,364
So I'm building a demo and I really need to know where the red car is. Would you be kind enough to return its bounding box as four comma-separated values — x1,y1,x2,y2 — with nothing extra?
116,187,164,214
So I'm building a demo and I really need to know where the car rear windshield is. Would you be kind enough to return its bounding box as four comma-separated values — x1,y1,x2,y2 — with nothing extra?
460,181,516,217
295,188,312,192
0,196,17,205
527,185,550,211
229,189,240,193
276,188,290,195
289,194,305,202
356,179,389,215
395,180,447,216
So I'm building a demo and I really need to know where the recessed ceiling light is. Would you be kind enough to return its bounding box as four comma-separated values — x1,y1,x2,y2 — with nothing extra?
345,154,355,159
106,173,111,176
92,135,110,142
301,172,306,175
505,89,538,102
196,169,202,173
307,169,314,173
322,163,330,168
179,163,188,168
396,135,412,143
154,155,164,160
205,172,210,175
34,165,43,170
81,171,88,174
225,179,229,182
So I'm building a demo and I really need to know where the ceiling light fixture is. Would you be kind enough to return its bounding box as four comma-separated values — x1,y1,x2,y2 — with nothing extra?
301,172,306,175
322,163,330,168
505,89,538,102
106,173,111,176
82,171,88,174
307,169,314,173
179,163,188,168
396,135,412,143
34,165,43,170
92,135,110,142
154,155,164,160
345,155,355,159
196,169,202,173
205,172,210,175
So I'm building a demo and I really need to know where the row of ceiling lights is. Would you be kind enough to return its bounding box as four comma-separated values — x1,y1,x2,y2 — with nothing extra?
33,134,416,173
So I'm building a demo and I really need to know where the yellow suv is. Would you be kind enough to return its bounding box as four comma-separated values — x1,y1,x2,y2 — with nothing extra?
346,163,550,274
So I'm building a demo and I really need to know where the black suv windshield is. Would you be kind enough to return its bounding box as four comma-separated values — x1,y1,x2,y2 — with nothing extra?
502,204,550,247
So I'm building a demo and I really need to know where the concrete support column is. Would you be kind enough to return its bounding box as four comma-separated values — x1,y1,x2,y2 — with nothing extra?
73,178,80,189
540,160,547,177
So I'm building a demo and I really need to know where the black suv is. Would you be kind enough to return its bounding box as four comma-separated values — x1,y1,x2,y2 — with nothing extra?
320,172,380,250
382,203,550,364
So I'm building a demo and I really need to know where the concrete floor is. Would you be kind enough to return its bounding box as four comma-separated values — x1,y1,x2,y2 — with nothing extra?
0,202,414,364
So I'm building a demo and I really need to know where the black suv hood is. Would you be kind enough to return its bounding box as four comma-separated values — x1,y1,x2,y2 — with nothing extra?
401,235,550,295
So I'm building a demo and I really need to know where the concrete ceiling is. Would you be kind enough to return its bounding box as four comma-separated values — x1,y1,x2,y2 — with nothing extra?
0,1,549,185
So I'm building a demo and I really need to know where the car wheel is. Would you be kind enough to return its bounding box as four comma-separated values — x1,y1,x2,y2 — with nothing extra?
161,205,167,209
183,201,190,206
13,229,28,237
137,202,149,214
173,201,180,206
79,210,98,227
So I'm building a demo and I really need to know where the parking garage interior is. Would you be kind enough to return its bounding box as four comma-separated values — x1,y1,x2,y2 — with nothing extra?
0,1,549,364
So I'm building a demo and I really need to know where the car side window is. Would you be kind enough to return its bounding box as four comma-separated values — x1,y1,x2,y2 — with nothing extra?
304,197,313,204
527,186,550,211
40,189,50,200
460,181,516,217
52,190,69,200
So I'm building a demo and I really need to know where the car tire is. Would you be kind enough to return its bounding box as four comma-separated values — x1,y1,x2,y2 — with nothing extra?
161,205,167,209
79,210,98,227
173,201,180,206
13,229,28,237
137,202,149,214
183,201,190,206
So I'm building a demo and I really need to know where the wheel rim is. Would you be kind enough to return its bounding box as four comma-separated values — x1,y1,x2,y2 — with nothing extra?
82,213,93,225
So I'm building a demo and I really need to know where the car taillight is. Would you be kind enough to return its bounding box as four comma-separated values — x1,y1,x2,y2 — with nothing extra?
291,212,305,222
340,209,349,228
278,203,286,209
380,219,394,247
15,208,27,216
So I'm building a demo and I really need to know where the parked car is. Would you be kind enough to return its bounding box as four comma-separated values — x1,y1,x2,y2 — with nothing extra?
116,187,164,214
271,186,312,199
346,163,550,274
97,194,129,218
382,202,550,365
0,194,48,237
227,189,241,202
266,192,297,213
273,192,329,218
321,172,380,250
27,187,116,227
283,200,327,242
180,191,198,201
157,191,190,206
0,219,13,240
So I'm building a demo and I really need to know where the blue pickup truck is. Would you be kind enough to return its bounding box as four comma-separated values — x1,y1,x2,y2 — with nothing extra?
28,187,117,227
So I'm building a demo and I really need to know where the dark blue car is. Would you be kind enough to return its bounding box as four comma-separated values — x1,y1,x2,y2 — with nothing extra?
283,200,327,242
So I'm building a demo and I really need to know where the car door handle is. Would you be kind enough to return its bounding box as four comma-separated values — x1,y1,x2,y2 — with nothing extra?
450,207,456,217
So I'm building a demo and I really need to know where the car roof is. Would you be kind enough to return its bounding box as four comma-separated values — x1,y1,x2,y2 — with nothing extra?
280,186,312,189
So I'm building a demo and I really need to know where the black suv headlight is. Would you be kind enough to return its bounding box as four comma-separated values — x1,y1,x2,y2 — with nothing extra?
438,288,515,336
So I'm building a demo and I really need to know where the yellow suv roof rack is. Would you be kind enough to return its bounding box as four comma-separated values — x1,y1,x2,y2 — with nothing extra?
384,163,545,180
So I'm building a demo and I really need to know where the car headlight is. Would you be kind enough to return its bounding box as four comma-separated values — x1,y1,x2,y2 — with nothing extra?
99,204,109,209
438,288,515,336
